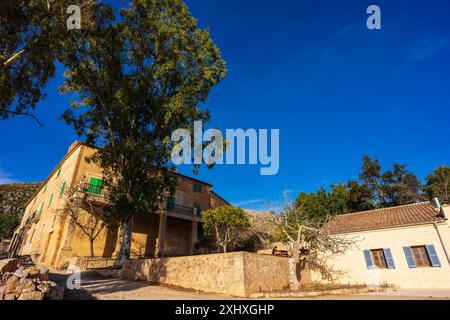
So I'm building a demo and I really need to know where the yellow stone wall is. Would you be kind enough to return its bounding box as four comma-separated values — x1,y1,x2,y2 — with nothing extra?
15,142,229,268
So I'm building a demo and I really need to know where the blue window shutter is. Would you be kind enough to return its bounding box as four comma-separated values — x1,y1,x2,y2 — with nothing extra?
363,250,374,270
384,248,396,269
427,245,441,267
403,247,417,268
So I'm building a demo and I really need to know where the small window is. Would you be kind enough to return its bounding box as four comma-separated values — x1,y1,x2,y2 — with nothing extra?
411,246,432,267
166,196,175,211
60,181,66,197
194,203,202,215
364,248,395,269
88,177,103,195
56,168,61,179
371,249,387,268
193,183,202,193
48,193,54,207
43,185,47,193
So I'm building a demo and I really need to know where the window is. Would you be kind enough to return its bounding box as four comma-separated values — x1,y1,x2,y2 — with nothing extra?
166,196,175,211
194,203,202,215
403,245,441,268
43,185,47,193
48,193,54,207
193,183,202,193
363,248,395,269
56,168,61,178
60,181,66,197
371,249,387,269
88,177,103,195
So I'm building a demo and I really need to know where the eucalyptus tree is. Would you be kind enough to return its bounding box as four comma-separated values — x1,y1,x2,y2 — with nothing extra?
60,0,226,266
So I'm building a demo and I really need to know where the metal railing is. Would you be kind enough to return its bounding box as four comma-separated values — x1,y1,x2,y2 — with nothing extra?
165,204,198,217
77,182,109,197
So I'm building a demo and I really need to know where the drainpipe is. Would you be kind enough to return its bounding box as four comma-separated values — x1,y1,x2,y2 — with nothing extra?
434,222,450,264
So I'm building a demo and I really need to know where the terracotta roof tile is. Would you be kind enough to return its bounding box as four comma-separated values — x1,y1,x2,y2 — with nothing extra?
324,202,444,234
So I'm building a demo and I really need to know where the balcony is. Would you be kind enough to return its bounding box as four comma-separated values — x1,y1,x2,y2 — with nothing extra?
77,182,109,197
164,204,200,219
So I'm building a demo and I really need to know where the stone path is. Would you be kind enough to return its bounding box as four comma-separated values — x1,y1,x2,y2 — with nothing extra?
50,271,234,300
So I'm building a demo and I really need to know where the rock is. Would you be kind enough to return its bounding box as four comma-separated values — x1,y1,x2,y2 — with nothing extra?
13,266,29,279
26,266,40,279
0,259,18,274
36,264,49,281
48,285,64,300
2,272,14,284
37,283,52,298
17,278,36,294
0,285,5,300
3,293,15,300
5,276,19,294
18,291,44,300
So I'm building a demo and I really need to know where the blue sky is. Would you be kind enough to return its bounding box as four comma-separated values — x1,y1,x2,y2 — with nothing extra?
1,0,449,211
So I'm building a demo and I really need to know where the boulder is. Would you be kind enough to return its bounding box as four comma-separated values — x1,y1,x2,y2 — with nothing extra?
3,293,15,300
0,259,18,274
5,276,19,295
0,285,5,299
17,278,36,294
13,266,29,279
36,264,49,281
18,291,45,300
37,283,52,298
1,272,14,284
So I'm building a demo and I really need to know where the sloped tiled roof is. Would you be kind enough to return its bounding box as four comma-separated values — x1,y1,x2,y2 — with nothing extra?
324,202,444,234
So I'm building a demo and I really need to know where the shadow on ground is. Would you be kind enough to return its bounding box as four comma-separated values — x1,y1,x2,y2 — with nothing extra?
50,271,150,300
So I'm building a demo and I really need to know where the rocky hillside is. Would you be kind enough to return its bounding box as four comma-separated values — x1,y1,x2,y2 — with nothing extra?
0,183,41,219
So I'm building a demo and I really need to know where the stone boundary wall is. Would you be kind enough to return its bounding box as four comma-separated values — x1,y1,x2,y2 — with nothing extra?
121,252,290,297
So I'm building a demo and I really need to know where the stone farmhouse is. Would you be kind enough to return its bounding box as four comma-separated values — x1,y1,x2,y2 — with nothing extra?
9,142,228,268
317,201,450,289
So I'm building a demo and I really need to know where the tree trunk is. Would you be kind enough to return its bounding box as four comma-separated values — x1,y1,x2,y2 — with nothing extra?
289,241,301,290
89,239,95,257
113,217,133,268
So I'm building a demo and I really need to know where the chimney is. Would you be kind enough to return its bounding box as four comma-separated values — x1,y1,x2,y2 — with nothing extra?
433,198,441,209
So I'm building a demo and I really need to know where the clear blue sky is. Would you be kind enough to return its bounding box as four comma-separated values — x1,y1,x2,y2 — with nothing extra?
1,0,449,211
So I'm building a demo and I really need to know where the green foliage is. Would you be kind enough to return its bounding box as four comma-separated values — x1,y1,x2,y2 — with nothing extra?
0,1,97,124
0,213,19,238
202,206,250,253
59,0,226,262
359,156,421,206
423,166,450,204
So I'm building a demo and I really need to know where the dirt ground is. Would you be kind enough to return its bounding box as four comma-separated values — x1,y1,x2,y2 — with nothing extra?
49,271,450,300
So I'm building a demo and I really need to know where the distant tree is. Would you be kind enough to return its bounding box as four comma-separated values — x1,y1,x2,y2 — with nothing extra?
293,184,351,223
0,0,97,125
0,213,19,239
60,0,226,267
359,156,420,207
346,181,374,212
423,166,450,204
202,206,250,253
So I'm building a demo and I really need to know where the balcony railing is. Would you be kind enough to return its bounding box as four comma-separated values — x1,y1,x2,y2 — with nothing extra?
165,204,199,217
77,182,109,197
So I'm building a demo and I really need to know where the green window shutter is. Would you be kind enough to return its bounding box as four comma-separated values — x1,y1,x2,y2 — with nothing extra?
56,168,61,178
60,181,66,197
38,202,44,219
43,185,47,193
89,177,103,195
48,193,54,207
166,196,175,211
